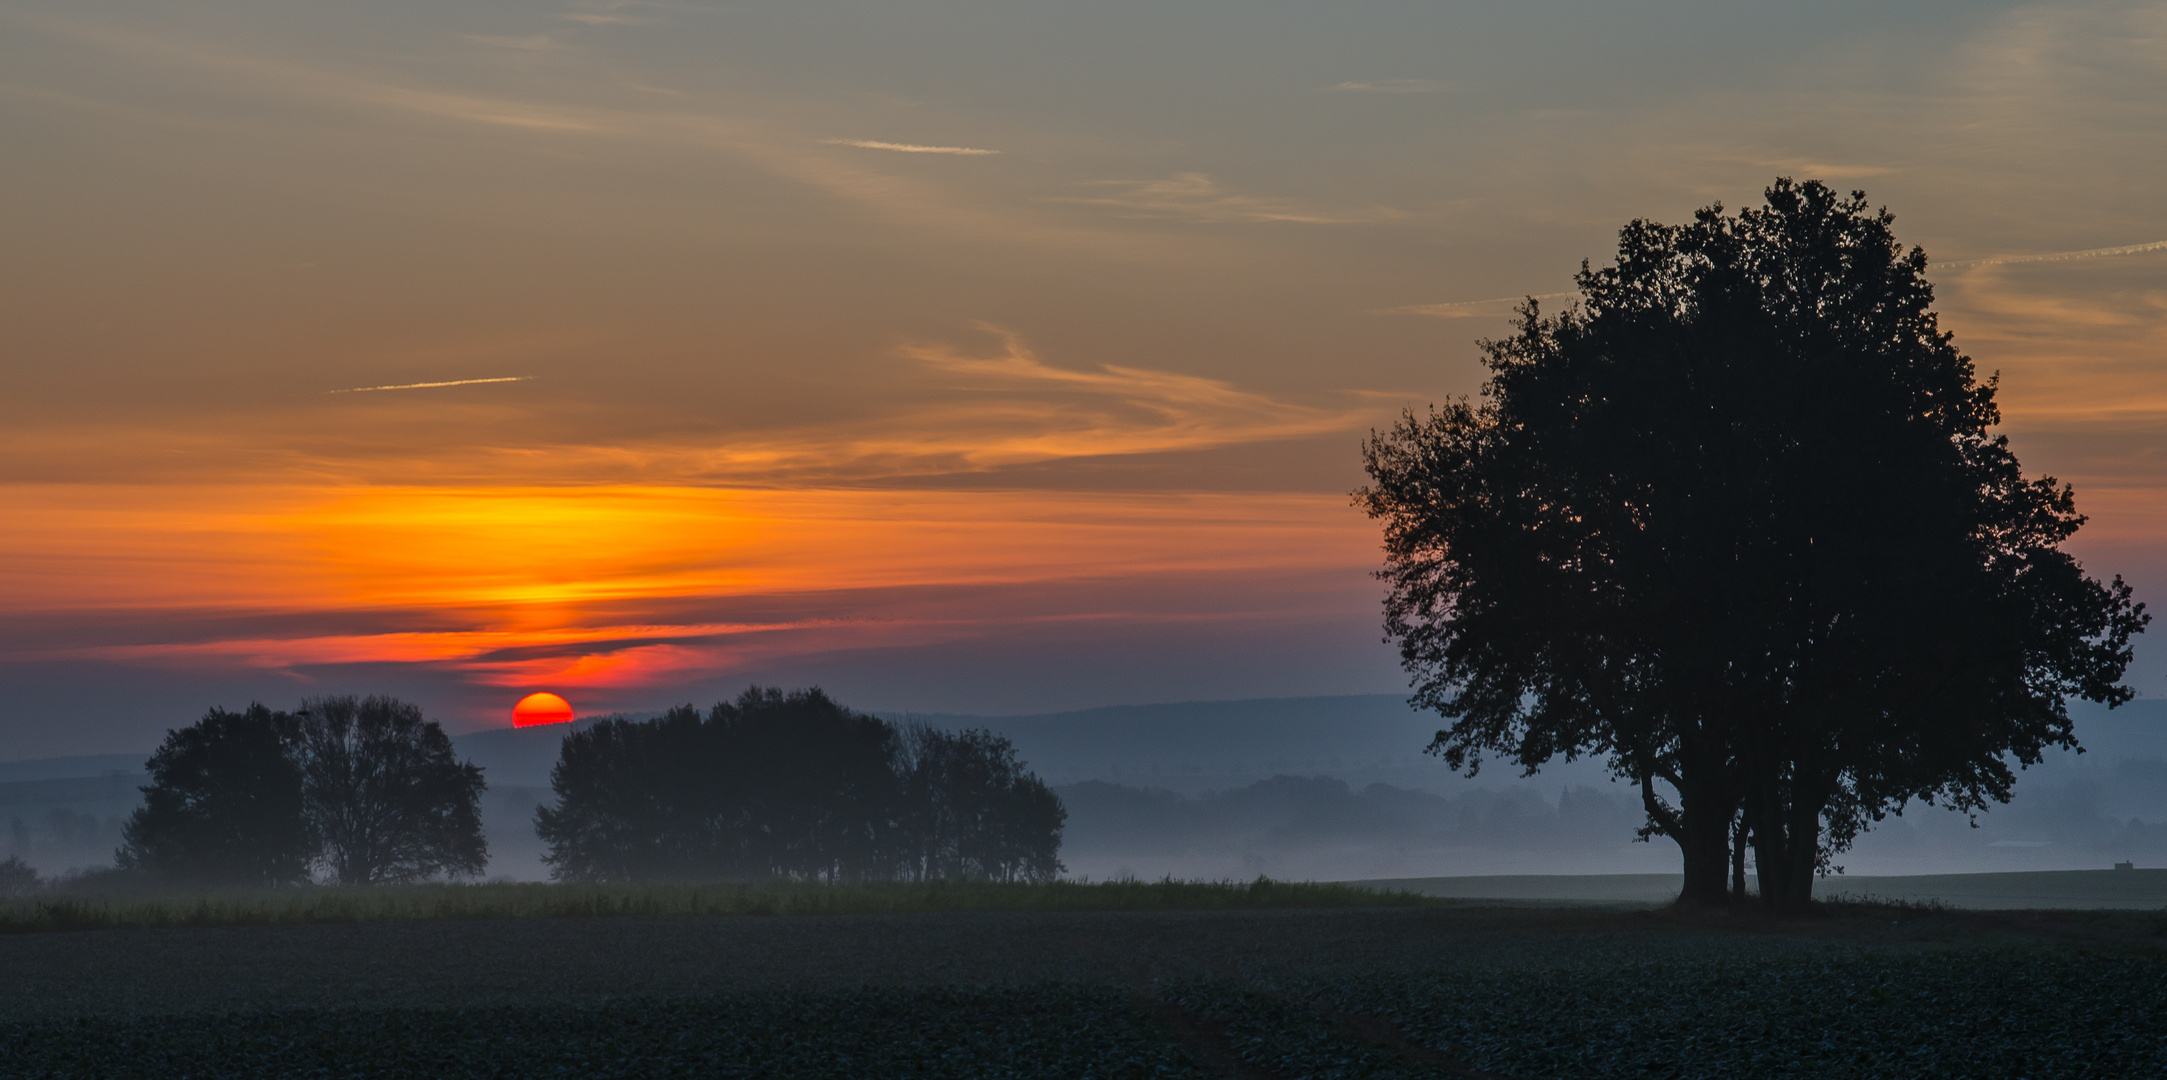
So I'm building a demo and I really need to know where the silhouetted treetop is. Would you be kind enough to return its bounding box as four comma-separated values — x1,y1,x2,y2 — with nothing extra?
117,704,314,886
117,697,488,886
538,686,1063,883
1359,178,2146,909
297,695,488,886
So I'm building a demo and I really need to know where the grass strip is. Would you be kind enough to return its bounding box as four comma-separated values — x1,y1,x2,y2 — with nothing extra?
0,877,1427,933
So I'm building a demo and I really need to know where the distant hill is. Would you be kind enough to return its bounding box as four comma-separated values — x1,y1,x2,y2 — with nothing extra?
0,754,148,784
451,716,622,789
894,694,1566,796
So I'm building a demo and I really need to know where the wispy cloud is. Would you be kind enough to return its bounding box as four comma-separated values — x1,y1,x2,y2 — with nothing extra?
0,481,1374,706
1382,237,2167,320
1940,239,2167,271
466,34,563,52
1746,156,1896,180
1055,173,1399,225
1330,79,1447,94
329,377,532,394
821,138,1000,156
1381,291,1575,319
18,16,1189,261
560,0,660,25
648,324,1382,479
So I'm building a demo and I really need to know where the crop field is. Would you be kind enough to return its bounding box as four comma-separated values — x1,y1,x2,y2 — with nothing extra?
4,892,2164,1078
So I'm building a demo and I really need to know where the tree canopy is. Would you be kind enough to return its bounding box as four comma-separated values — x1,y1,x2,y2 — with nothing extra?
297,695,489,885
1358,179,2147,908
117,704,315,886
117,697,487,886
537,686,1064,883
899,723,1066,883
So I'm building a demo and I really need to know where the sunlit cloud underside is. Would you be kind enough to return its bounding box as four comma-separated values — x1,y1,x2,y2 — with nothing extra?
0,483,1376,693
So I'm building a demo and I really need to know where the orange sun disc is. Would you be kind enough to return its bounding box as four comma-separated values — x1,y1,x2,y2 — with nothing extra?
512,692,576,727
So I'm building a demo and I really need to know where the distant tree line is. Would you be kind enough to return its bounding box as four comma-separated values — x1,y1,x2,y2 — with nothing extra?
537,687,1065,882
118,697,487,886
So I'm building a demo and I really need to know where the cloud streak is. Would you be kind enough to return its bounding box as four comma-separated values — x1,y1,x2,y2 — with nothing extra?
16,15,1198,262
1330,79,1447,94
0,481,1378,710
821,139,999,155
1055,173,1400,225
1941,239,2167,271
329,377,532,394
1384,237,2167,320
656,325,1383,479
1381,291,1575,319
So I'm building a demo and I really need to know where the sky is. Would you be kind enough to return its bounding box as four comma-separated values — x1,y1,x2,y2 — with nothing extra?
5,0,2167,757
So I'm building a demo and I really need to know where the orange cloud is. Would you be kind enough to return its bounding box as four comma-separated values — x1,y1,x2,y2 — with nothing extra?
0,482,1377,692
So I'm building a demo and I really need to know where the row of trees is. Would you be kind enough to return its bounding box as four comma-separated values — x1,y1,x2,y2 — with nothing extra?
114,686,1064,887
537,687,1065,882
119,697,487,886
1361,179,2147,910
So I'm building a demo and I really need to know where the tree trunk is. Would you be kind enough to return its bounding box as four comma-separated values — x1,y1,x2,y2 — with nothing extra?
1730,813,1748,902
1673,792,1734,908
1751,800,1822,911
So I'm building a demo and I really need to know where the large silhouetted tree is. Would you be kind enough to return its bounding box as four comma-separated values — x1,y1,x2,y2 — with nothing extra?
1359,179,2146,909
296,696,488,885
116,705,315,885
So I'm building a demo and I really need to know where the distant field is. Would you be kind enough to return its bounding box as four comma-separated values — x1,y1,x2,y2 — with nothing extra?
3,904,2162,1078
1361,868,2167,909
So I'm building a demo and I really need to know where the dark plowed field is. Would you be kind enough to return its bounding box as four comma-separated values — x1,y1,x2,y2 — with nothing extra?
6,906,2163,1078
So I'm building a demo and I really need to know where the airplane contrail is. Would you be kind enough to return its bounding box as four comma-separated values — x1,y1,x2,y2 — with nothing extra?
820,139,999,155
1388,239,2167,318
1938,239,2167,270
328,376,533,394
1380,292,1573,318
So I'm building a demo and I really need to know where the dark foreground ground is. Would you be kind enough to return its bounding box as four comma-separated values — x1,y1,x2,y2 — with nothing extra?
6,904,2165,1078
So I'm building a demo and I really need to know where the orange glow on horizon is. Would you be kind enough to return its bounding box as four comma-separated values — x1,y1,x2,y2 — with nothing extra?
0,483,1380,697
512,691,576,727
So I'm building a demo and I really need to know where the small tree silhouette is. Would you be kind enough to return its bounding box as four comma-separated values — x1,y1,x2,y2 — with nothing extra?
116,705,315,886
899,725,1065,882
297,696,488,885
537,687,1065,883
0,855,40,898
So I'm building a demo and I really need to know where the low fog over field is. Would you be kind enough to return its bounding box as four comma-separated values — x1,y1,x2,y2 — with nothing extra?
6,695,2164,882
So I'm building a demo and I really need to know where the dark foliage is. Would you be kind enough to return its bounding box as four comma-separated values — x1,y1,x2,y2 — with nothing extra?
0,855,37,898
538,687,1064,883
297,696,489,885
112,699,486,886
115,705,315,886
1359,179,2147,908
899,724,1066,883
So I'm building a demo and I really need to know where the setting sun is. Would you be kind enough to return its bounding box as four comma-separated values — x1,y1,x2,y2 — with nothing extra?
511,692,575,728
